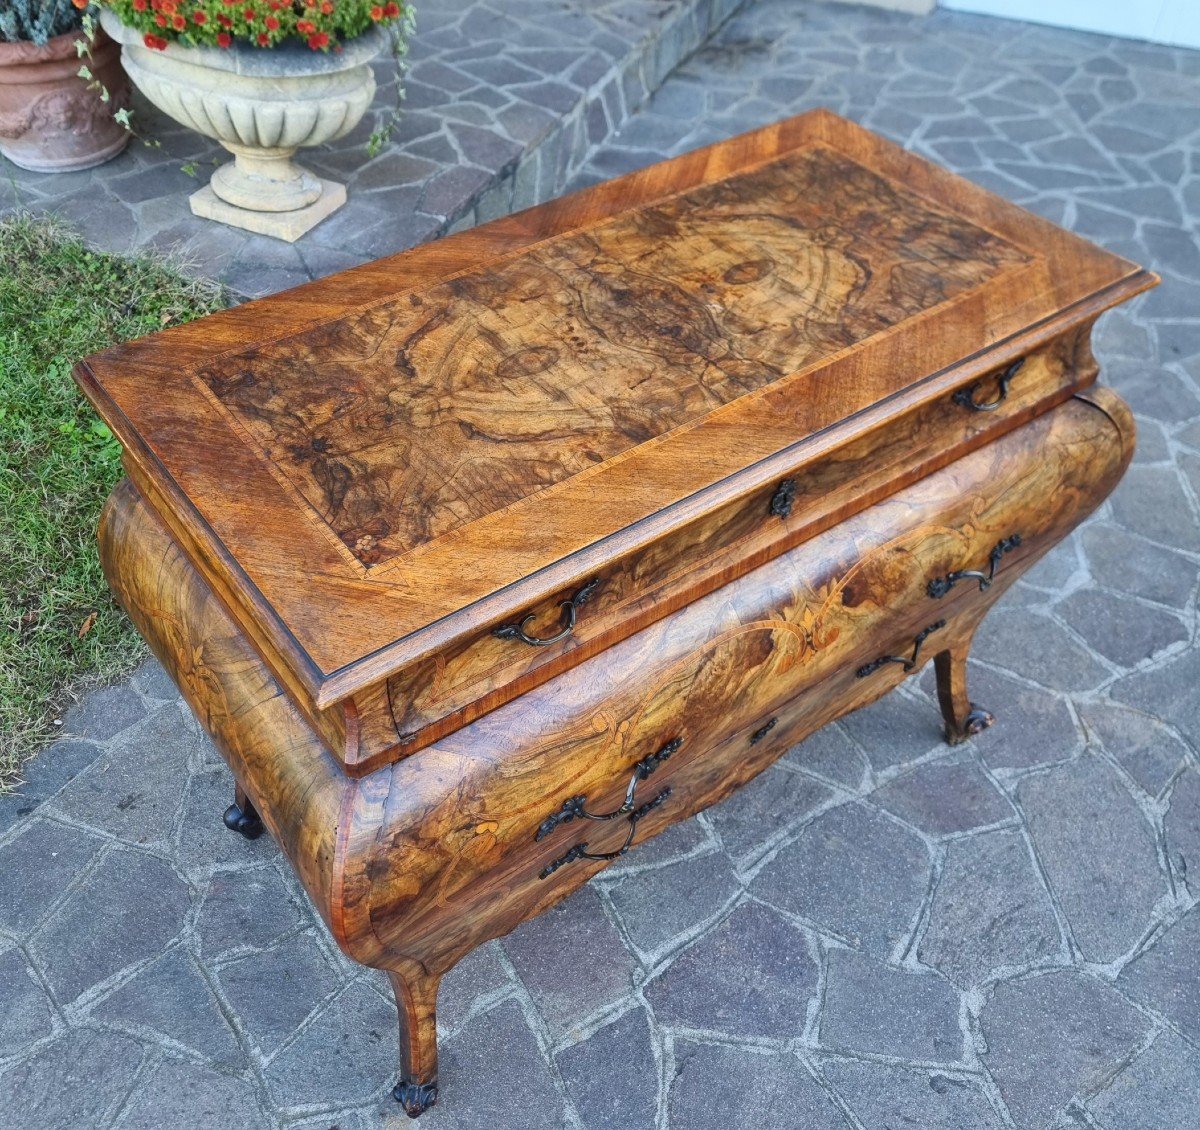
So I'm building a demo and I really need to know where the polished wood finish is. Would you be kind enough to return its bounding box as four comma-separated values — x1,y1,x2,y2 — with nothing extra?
99,390,1134,1113
84,113,1152,1116
354,320,1094,767
75,110,1154,772
199,146,1027,569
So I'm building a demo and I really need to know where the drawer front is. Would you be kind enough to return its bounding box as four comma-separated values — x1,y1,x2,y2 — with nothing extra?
346,323,1099,772
338,392,1131,969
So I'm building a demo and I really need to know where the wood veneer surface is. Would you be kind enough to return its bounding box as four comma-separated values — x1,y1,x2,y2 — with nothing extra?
75,110,1154,716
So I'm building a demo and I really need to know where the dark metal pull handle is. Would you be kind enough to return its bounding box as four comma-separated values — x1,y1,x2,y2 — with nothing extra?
857,620,946,679
536,736,683,878
538,789,673,878
535,737,683,841
749,717,777,745
952,358,1024,413
769,479,797,520
493,578,600,647
927,535,1022,599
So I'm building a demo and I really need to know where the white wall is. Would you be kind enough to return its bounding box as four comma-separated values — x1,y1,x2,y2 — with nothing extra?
940,0,1200,50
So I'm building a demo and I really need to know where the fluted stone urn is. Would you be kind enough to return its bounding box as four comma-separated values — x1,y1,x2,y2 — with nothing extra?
100,9,384,241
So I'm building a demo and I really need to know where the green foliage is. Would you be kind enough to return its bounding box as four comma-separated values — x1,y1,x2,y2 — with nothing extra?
0,213,224,790
367,11,416,158
0,0,86,46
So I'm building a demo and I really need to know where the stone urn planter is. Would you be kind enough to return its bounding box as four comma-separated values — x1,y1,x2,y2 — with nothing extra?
99,8,385,241
0,27,130,172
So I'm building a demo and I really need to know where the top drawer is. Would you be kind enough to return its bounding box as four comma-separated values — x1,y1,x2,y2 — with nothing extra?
343,323,1098,772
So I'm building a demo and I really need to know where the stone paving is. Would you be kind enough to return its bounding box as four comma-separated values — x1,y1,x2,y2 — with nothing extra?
3,0,1200,1127
0,0,743,298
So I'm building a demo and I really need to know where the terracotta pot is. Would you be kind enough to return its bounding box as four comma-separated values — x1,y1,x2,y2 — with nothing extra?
0,26,130,172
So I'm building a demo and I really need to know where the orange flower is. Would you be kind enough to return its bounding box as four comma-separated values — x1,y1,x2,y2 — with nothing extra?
257,31,270,44
307,30,329,48
192,9,206,22
384,1,400,16
217,31,232,46
370,4,382,16
321,0,333,12
265,15,279,28
154,12,167,25
217,14,232,26
132,0,148,10
71,0,88,9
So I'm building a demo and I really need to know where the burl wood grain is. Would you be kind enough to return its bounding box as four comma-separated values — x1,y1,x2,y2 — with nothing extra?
74,111,1156,730
197,147,1027,567
337,392,1132,972
98,390,1133,1111
349,320,1097,768
98,478,347,920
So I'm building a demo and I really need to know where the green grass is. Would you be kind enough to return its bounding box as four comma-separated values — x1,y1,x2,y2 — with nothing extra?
0,213,223,790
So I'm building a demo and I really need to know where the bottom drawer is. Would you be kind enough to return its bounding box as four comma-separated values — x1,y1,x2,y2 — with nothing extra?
339,390,1132,972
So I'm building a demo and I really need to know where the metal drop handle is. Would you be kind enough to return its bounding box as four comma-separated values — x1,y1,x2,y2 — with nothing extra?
770,479,797,519
493,578,600,647
537,791,673,878
536,738,682,841
536,737,682,879
857,620,946,679
952,358,1024,413
927,535,1022,599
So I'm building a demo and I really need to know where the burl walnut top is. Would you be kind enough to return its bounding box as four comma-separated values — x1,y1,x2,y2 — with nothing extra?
76,110,1151,707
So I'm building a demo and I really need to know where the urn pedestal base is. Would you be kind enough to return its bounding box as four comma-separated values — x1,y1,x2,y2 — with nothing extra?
190,178,347,242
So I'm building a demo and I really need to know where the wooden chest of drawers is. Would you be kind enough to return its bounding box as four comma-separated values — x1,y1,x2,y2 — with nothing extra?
76,111,1153,1115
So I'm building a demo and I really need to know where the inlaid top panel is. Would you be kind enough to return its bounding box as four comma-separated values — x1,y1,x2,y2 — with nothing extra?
76,110,1152,705
197,147,1025,568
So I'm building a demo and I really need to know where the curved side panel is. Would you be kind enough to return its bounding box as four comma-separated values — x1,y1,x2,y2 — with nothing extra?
99,479,347,928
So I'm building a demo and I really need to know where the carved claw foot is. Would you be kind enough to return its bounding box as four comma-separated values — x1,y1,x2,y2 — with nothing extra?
946,704,995,745
222,802,264,840
393,1079,438,1118
964,705,995,735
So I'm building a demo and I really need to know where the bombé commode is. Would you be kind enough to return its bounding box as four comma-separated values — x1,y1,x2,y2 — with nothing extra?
75,110,1155,1116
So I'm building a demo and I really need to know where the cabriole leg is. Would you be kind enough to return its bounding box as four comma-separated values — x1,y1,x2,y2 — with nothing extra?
386,960,441,1118
934,637,994,745
222,783,264,840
